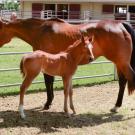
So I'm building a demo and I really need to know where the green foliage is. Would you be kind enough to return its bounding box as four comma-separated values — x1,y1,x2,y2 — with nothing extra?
3,0,19,10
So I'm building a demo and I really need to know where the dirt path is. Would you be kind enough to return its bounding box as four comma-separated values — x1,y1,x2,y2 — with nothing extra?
0,82,135,135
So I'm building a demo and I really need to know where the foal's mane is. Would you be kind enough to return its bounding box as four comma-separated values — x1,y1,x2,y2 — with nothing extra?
65,39,82,53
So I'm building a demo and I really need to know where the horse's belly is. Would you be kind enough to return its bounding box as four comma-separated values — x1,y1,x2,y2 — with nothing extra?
41,65,63,77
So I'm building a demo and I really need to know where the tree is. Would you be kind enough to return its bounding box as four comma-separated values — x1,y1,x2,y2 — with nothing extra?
3,0,19,10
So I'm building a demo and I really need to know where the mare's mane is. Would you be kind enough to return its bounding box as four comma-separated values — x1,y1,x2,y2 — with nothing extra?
11,17,66,24
45,17,66,23
5,17,67,30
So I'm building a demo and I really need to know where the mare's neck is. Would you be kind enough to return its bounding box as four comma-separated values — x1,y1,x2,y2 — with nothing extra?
6,20,40,47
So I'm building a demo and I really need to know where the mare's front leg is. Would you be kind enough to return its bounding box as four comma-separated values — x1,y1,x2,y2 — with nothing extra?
111,72,127,112
43,74,54,110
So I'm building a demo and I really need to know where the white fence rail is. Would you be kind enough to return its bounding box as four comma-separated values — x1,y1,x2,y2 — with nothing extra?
1,10,135,28
0,51,114,88
1,10,135,21
1,10,92,21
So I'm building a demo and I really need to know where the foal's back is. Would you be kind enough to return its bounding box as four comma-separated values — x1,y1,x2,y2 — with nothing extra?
21,50,76,77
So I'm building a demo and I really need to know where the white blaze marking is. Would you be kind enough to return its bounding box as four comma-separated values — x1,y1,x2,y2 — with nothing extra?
87,43,94,60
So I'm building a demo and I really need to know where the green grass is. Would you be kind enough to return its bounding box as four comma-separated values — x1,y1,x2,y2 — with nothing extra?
0,38,114,95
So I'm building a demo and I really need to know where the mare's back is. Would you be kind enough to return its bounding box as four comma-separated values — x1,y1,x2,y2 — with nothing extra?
40,18,81,34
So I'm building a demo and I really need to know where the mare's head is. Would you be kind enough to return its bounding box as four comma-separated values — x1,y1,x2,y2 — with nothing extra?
0,19,12,47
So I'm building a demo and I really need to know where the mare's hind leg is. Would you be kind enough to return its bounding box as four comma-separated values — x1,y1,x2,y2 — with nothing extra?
111,72,127,112
43,74,54,110
116,62,135,94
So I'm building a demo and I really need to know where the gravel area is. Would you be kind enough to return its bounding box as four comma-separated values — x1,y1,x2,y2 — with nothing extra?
0,82,135,135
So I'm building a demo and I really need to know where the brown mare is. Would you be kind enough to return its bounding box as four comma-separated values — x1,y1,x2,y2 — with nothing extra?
19,34,94,118
0,18,135,112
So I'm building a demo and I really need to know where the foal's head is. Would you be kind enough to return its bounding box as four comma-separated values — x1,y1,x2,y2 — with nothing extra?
79,33,94,64
67,32,94,65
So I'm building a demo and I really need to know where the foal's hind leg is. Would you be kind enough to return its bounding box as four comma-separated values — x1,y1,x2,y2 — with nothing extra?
19,77,34,119
19,73,39,119
43,74,54,110
111,72,127,112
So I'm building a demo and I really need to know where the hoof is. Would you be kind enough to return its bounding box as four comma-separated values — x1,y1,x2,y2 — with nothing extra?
110,106,119,113
64,112,71,118
73,111,76,115
43,104,51,110
20,113,26,119
71,113,76,117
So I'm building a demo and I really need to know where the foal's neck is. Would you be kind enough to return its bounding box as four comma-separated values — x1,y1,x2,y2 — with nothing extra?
66,41,84,65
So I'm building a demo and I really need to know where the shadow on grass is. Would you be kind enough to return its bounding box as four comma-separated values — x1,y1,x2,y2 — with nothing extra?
0,80,114,97
0,107,134,133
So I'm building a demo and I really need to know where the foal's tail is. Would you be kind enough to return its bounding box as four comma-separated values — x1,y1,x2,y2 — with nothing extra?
123,22,135,94
20,58,25,78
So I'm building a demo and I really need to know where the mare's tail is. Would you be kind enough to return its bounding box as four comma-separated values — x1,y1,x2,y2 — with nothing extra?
20,58,25,78
123,22,135,95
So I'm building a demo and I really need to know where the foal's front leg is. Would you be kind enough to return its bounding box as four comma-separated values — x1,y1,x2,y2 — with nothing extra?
62,76,72,116
69,81,76,114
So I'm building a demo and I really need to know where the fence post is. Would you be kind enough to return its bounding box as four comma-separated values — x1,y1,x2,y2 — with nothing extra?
127,12,130,21
114,65,118,80
41,10,44,19
0,10,2,16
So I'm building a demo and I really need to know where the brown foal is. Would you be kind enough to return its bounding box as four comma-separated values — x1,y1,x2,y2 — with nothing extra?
19,34,94,118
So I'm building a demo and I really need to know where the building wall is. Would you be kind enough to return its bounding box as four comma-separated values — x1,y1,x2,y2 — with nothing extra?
22,1,80,18
92,3,114,20
81,3,92,19
21,1,115,20
21,1,32,18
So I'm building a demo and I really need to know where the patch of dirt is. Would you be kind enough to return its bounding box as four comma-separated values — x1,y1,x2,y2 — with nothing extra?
0,82,135,135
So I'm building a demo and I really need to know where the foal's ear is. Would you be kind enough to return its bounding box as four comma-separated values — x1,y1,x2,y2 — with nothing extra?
80,29,89,44
81,36,91,49
81,35,85,44
80,28,88,35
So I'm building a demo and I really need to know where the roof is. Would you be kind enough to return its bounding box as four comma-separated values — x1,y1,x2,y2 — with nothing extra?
20,0,135,3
